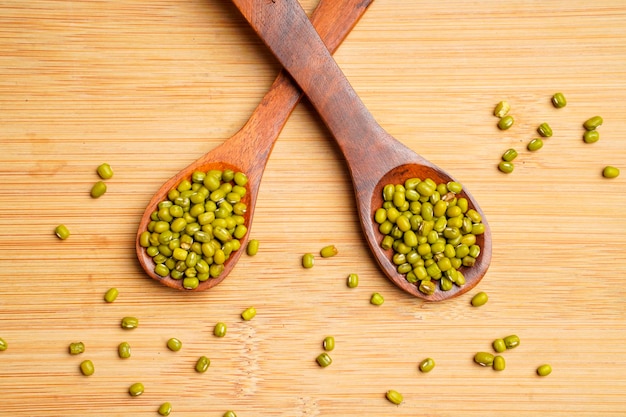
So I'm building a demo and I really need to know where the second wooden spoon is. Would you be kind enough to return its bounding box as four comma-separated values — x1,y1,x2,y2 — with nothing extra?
229,0,492,301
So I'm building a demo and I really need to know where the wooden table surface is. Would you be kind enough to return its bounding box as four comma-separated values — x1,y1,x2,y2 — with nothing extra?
1,1,625,416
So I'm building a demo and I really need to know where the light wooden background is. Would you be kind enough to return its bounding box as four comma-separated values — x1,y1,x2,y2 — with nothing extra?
1,1,625,416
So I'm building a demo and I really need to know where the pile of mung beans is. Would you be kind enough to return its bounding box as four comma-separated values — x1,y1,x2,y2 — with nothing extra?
374,178,484,295
138,169,249,289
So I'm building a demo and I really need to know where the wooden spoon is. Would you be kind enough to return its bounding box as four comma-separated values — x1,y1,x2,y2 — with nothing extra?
229,0,492,301
136,0,374,291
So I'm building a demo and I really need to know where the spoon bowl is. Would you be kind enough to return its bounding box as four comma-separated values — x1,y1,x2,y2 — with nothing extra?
136,0,374,291
230,0,492,300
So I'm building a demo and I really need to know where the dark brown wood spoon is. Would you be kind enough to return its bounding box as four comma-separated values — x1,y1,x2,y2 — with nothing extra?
229,0,492,301
136,0,374,291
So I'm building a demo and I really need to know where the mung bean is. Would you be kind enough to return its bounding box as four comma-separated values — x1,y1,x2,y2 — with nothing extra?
537,364,552,376
583,116,603,131
214,322,227,337
537,122,553,137
497,115,515,130
474,352,495,367
302,253,315,269
0,337,7,351
158,402,172,416
492,338,506,353
471,291,488,307
493,355,506,371
55,224,70,240
583,130,600,143
602,166,620,178
323,336,335,352
316,352,332,367
347,273,359,288
167,338,182,351
118,342,131,359
121,316,139,329
246,239,259,256
502,148,518,162
320,245,338,258
503,334,520,349
129,382,144,397
385,389,403,405
80,359,95,376
493,101,511,118
370,292,384,306
498,161,514,174
195,355,211,373
551,92,567,108
241,306,256,321
223,411,237,417
96,163,114,180
90,181,107,198
69,342,85,355
527,138,544,152
104,288,118,303
419,357,435,373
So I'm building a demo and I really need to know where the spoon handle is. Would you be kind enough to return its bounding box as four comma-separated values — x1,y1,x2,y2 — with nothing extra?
230,0,421,181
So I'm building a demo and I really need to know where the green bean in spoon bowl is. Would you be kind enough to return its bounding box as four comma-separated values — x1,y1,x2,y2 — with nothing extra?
228,0,492,301
135,0,374,291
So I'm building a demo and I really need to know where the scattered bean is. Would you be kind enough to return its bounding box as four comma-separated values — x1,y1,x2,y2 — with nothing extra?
69,342,85,355
195,356,211,373
385,389,403,405
90,181,107,198
498,161,514,174
471,291,488,307
96,163,114,180
104,288,119,303
370,292,384,306
166,338,182,352
474,352,495,367
493,101,511,118
419,357,436,373
493,355,506,371
129,382,145,397
497,115,515,130
0,338,7,351
246,239,259,256
492,338,506,353
503,334,520,349
158,402,172,416
502,148,518,162
118,342,131,359
583,116,603,131
602,166,620,178
302,253,315,269
214,322,227,337
241,306,256,321
121,316,139,330
537,364,552,376
527,138,544,152
316,352,332,368
223,411,237,417
55,224,70,240
347,273,359,288
537,122,553,137
320,245,338,258
583,130,600,143
323,336,335,352
80,360,95,376
551,92,567,108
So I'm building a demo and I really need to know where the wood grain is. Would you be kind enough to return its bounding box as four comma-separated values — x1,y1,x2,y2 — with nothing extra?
1,1,625,416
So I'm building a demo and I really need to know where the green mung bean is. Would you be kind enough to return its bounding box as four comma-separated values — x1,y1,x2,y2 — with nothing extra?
498,161,514,174
385,389,403,405
537,364,552,376
241,306,256,321
121,316,139,330
96,163,114,180
158,402,172,416
497,115,515,130
602,166,620,178
55,224,70,240
214,322,227,337
118,342,131,359
493,355,506,371
302,253,315,269
347,273,359,288
323,336,335,352
583,130,600,143
493,101,511,118
583,116,603,130
551,92,567,108
167,338,182,351
503,334,520,349
492,338,506,353
474,352,495,367
0,338,7,351
370,292,384,306
246,239,259,256
104,288,118,303
471,292,488,307
527,138,544,152
129,382,144,397
69,342,85,355
320,245,338,258
502,148,518,162
537,122,553,137
223,411,237,417
419,357,436,373
80,360,95,376
316,352,332,367
90,181,107,198
195,356,211,373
